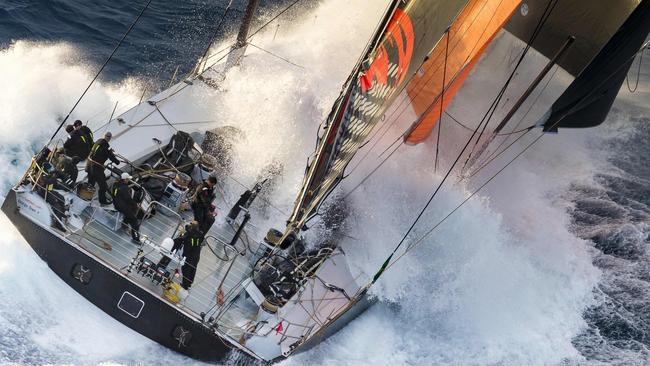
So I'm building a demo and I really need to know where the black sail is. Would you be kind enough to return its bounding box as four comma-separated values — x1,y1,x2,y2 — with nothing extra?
505,0,639,77
286,0,469,231
543,0,650,132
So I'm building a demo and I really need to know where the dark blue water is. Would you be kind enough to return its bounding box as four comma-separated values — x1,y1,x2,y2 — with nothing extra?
0,0,289,84
0,1,649,365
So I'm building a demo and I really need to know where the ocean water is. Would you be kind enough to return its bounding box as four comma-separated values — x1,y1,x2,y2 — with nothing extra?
0,1,649,365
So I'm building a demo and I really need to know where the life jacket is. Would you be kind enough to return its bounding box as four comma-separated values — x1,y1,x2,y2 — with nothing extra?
79,126,94,148
183,227,204,248
64,130,90,160
89,139,110,164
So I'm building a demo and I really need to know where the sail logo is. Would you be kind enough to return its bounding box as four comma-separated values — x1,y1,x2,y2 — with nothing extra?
360,8,414,93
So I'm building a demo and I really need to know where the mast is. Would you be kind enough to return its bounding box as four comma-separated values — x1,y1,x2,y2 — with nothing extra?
224,0,259,70
195,0,260,76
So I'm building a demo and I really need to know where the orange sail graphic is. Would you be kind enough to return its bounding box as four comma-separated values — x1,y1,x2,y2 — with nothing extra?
404,0,521,144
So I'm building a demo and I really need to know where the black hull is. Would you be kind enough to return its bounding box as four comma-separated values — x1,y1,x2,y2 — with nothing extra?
2,190,249,363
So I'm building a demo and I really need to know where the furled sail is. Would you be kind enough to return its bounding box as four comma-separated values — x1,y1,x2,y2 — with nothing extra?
286,0,469,232
542,0,650,132
404,0,522,144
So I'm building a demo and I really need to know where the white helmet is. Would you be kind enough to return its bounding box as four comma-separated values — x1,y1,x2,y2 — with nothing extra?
121,172,132,180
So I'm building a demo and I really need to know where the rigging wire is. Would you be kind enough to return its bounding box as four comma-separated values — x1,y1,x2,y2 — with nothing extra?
195,0,235,75
347,35,540,200
247,42,305,69
442,61,553,178
444,111,532,136
48,0,154,142
626,48,644,93
342,27,538,202
341,137,403,200
462,0,559,170
152,103,179,132
435,28,451,173
378,39,650,285
348,0,503,176
475,64,560,167
103,0,306,142
143,0,304,107
465,125,534,181
368,0,561,285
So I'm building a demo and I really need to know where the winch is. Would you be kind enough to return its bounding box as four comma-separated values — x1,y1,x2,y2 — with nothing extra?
136,256,171,285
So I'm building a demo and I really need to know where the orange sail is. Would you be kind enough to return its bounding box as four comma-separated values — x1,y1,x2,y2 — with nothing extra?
404,0,521,144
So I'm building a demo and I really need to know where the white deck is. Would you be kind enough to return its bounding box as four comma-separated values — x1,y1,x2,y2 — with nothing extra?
50,188,268,341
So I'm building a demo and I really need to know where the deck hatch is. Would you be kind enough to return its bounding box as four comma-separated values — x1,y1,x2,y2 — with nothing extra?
118,291,145,318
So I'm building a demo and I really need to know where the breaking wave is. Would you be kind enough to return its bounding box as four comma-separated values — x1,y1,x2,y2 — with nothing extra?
0,1,647,365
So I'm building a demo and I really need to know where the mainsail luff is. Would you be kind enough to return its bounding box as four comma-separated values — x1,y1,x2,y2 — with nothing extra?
286,0,471,233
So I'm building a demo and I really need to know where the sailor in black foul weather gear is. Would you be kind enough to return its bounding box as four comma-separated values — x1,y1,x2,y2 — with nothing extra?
86,131,120,205
191,176,217,234
158,221,204,289
63,124,91,161
73,120,94,151
36,162,68,230
52,149,79,189
111,172,141,243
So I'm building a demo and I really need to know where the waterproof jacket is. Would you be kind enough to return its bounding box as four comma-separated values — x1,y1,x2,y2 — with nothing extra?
54,154,78,187
192,181,215,211
78,125,94,149
173,225,204,255
111,181,139,217
64,130,90,161
88,138,119,168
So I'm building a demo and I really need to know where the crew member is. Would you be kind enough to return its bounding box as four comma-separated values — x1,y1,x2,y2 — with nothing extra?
36,162,67,230
111,172,141,244
52,148,79,188
86,131,120,205
73,120,94,151
158,221,204,290
63,125,91,161
191,176,217,233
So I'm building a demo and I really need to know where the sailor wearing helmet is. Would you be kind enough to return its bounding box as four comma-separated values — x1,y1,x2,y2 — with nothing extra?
111,172,141,244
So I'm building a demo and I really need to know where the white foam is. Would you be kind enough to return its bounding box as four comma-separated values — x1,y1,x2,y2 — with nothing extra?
0,0,632,365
